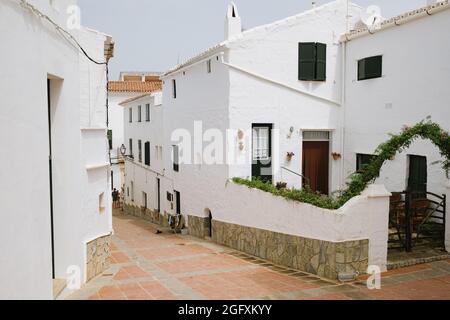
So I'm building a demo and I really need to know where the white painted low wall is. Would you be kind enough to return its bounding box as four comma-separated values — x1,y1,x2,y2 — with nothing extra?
212,183,391,271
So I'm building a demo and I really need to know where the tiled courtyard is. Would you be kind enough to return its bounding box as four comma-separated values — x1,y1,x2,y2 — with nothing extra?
68,212,450,300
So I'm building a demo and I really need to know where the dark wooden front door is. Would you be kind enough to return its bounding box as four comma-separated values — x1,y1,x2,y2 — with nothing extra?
408,155,427,196
252,124,273,182
302,141,329,195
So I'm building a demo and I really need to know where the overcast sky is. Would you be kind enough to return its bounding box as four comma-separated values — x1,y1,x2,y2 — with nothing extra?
77,0,426,79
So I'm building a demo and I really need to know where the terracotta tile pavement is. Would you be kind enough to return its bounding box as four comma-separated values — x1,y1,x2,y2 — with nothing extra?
67,213,450,300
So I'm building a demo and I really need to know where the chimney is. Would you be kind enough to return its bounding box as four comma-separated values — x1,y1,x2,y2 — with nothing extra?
225,2,241,40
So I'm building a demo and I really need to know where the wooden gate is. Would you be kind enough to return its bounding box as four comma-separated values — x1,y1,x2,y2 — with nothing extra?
389,191,446,252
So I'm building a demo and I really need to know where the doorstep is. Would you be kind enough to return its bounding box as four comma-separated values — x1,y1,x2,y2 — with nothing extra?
387,247,450,270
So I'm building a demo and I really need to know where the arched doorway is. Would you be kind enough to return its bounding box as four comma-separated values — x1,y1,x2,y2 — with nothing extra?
204,208,213,238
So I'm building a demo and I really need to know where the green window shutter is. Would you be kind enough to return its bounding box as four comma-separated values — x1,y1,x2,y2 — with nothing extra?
315,43,327,81
358,55,382,81
298,43,316,81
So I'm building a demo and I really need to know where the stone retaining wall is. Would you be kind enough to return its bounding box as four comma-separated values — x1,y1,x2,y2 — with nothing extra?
86,234,111,282
188,215,211,238
211,220,369,280
123,203,169,227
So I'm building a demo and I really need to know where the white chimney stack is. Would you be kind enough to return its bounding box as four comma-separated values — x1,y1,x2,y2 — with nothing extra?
225,2,242,40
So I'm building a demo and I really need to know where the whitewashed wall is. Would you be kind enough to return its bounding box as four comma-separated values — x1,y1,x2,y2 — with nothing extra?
343,9,450,196
162,54,231,219
213,183,391,271
227,1,362,191
0,0,112,299
122,93,170,213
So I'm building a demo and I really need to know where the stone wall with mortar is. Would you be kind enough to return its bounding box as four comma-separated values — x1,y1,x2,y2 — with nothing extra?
123,203,169,227
212,220,368,280
86,234,112,282
188,215,211,239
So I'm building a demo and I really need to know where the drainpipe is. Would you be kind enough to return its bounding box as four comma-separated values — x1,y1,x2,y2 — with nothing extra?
339,40,347,190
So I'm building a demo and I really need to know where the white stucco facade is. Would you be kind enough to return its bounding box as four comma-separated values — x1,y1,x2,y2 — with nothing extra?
122,92,171,215
0,0,113,299
159,0,363,221
342,6,450,197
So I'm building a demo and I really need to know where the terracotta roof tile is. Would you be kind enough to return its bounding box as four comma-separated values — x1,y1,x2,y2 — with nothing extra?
108,81,162,93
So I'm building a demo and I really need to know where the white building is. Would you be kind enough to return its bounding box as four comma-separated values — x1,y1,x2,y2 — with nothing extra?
121,92,171,222
158,0,363,221
120,0,450,278
341,1,450,197
108,72,162,191
0,0,114,299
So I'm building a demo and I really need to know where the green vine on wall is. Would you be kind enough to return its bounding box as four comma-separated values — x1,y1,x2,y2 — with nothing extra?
233,119,450,210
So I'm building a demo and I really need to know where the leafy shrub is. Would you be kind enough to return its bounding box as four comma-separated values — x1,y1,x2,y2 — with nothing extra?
232,119,450,210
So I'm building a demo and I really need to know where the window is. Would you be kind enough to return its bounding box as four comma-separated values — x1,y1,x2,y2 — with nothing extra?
356,154,377,172
298,42,326,81
252,127,271,160
207,59,212,73
172,79,177,99
173,145,179,172
358,55,382,81
129,139,133,158
144,141,150,166
99,192,105,215
107,130,113,150
146,104,150,122
129,107,133,123
138,140,142,163
138,105,142,122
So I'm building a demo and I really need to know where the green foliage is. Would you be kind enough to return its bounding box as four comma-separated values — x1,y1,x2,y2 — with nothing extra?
232,177,341,209
233,119,450,210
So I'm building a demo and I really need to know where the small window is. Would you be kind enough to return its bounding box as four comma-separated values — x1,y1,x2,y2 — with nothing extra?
99,192,105,215
298,42,327,81
173,145,179,172
138,140,142,163
356,153,377,172
107,130,113,150
129,139,133,158
166,192,173,202
172,79,177,99
127,187,130,197
207,59,212,73
138,105,142,122
146,104,150,122
129,108,133,123
144,141,150,166
358,55,382,81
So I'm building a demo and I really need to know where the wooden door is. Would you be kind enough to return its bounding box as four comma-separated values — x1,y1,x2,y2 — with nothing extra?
302,141,329,195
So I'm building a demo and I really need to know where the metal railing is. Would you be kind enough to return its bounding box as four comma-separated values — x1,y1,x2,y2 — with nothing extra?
280,166,310,186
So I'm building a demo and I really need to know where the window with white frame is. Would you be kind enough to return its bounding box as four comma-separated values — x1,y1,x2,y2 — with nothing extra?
207,59,212,73
129,107,132,123
252,127,270,160
138,105,142,122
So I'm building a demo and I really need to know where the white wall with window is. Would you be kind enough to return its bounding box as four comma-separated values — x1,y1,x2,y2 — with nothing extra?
342,7,450,196
122,92,170,214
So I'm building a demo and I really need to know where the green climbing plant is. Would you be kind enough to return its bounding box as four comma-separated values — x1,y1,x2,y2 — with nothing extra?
233,119,450,210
